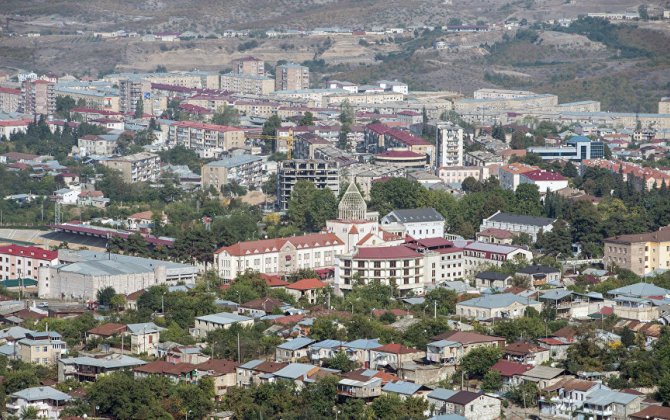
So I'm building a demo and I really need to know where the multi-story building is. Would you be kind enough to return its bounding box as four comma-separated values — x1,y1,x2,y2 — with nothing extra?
464,150,503,167
0,86,22,113
118,77,150,115
168,121,245,158
220,72,275,95
233,56,265,77
201,155,264,193
435,122,464,167
0,245,58,280
456,293,543,320
214,233,345,281
380,208,445,239
479,211,556,242
17,331,68,365
192,313,254,338
528,136,605,161
77,133,121,157
604,227,670,275
462,242,533,276
0,119,31,139
498,163,540,191
6,386,72,419
581,159,670,191
438,166,490,185
275,63,310,91
335,246,425,296
364,123,435,164
19,80,55,116
519,169,569,193
276,160,340,210
100,152,161,183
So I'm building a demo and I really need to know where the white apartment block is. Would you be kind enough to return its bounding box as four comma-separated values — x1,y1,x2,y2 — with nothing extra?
0,245,59,280
435,122,464,167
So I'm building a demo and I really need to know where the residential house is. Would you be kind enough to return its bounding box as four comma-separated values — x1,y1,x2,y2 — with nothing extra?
515,265,561,288
127,322,165,355
166,346,210,364
518,365,565,389
382,381,430,399
6,386,71,420
540,377,605,419
16,331,67,365
192,312,254,338
236,360,288,387
58,354,147,382
285,278,327,304
134,360,199,383
474,272,512,291
491,360,532,391
275,337,315,362
427,332,505,365
343,339,382,368
380,208,445,240
503,342,550,366
86,323,127,341
338,372,383,399
428,388,459,415
479,211,556,242
578,388,643,420
456,293,543,320
272,363,326,389
369,343,425,370
476,228,515,245
630,406,670,420
196,359,239,398
607,282,670,322
462,242,533,276
446,391,501,420
308,340,346,365
239,297,284,318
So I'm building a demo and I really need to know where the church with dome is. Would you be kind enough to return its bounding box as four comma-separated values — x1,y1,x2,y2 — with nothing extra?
326,183,402,252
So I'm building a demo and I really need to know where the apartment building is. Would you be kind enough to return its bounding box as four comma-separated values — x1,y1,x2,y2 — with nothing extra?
335,246,425,296
100,152,161,183
323,91,405,107
77,134,121,157
275,63,310,91
19,80,55,116
519,170,568,193
0,87,22,113
462,242,533,276
201,155,264,192
214,233,345,281
168,121,245,158
220,72,275,95
0,245,59,280
479,211,556,242
581,159,670,191
435,122,464,167
464,150,503,167
604,227,670,275
118,78,151,115
364,123,435,164
438,166,490,185
277,159,340,211
233,56,265,77
0,119,31,139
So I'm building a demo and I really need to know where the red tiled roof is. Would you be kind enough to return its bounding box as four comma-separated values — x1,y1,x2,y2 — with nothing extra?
272,314,305,325
128,211,154,220
0,245,57,261
241,297,283,311
376,150,425,159
431,331,505,344
172,120,242,132
78,190,104,198
491,360,532,377
126,289,146,300
366,123,431,146
135,361,197,375
0,87,21,95
286,278,326,291
504,342,549,356
354,245,421,260
215,233,344,256
251,361,288,373
260,273,289,288
196,359,239,375
71,107,123,116
0,119,31,127
522,169,566,181
545,377,598,392
373,343,421,354
372,308,411,318
630,406,670,420
87,323,127,337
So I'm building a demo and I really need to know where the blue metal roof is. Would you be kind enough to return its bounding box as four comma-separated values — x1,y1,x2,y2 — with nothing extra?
609,282,670,298
345,338,382,350
382,381,422,395
239,359,263,369
310,339,345,350
458,293,540,309
12,386,72,402
277,337,315,350
274,363,316,379
428,388,459,401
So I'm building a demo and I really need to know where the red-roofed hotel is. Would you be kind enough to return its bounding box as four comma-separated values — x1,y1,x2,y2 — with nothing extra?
0,245,59,280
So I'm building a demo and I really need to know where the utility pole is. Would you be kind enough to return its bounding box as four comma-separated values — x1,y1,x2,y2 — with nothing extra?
434,300,437,319
237,332,241,363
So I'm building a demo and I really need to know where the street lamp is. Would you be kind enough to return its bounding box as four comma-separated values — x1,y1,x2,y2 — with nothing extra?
186,409,193,420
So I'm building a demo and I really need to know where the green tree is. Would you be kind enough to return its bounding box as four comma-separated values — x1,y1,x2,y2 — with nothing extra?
323,351,356,372
621,326,635,348
55,95,76,118
508,381,540,407
96,286,116,306
212,104,240,126
459,346,502,378
299,111,315,126
134,99,144,119
287,181,337,231
515,183,542,216
369,178,426,216
481,370,503,392
262,115,281,136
